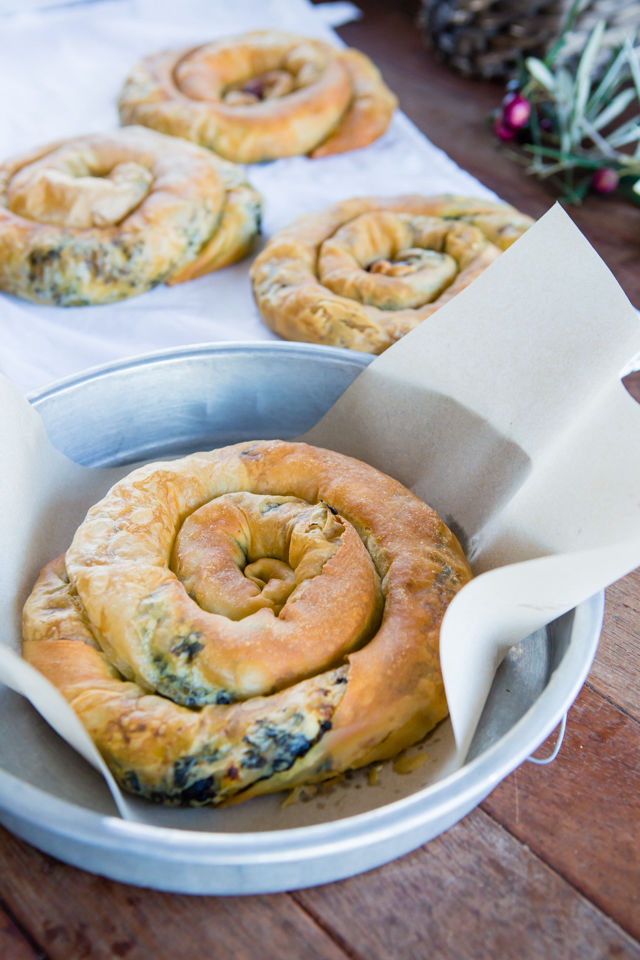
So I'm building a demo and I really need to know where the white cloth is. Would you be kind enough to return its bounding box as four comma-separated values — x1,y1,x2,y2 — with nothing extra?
0,0,496,395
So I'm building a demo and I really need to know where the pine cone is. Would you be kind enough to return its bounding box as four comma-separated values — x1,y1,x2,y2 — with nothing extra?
419,0,640,81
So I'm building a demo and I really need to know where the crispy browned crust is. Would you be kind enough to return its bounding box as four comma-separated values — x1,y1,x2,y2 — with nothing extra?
0,126,261,305
250,193,534,354
22,440,472,806
117,31,397,163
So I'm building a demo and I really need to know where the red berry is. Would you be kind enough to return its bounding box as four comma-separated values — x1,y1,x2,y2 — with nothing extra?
591,167,619,194
493,116,517,141
502,93,531,130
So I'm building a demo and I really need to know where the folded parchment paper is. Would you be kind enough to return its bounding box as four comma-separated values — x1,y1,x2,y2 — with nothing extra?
1,204,639,827
305,203,640,757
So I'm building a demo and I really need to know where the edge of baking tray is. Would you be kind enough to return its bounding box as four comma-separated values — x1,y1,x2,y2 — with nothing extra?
0,340,603,893
27,340,374,404
0,593,603,892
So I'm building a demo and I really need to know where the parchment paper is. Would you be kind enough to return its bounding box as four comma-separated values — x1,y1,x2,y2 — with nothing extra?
2,203,640,826
305,202,640,757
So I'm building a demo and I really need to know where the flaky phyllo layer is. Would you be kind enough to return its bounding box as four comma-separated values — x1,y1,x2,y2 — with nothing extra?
0,126,261,305
118,30,397,163
251,194,533,354
22,440,472,806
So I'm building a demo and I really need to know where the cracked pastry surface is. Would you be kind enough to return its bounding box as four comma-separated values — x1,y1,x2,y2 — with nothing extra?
250,194,534,354
22,440,472,806
0,126,262,306
117,30,397,163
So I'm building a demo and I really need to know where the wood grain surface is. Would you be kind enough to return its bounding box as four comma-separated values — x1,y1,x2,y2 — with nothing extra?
0,908,42,960
295,808,640,960
482,684,640,939
0,2,638,958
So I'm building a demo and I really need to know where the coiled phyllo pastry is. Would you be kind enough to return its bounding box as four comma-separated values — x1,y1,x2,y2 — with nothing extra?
251,194,534,353
117,30,397,163
22,440,472,806
0,127,262,306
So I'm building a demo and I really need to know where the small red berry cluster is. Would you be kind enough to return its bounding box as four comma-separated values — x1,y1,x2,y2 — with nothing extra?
493,90,620,196
493,92,531,141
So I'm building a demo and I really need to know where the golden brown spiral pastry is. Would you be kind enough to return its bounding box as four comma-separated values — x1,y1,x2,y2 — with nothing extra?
22,440,471,806
0,126,261,306
117,30,397,163
251,194,534,354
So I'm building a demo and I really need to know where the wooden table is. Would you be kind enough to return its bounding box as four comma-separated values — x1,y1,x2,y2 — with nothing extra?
1,3,638,957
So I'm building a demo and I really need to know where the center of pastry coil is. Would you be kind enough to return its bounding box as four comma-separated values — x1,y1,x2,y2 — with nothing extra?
317,212,489,310
176,40,329,105
224,70,296,105
68,490,382,708
7,159,153,228
172,493,349,619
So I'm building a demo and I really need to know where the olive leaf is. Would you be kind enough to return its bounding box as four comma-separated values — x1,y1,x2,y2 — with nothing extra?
494,13,640,204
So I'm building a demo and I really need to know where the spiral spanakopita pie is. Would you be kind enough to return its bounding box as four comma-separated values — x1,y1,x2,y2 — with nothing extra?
117,30,397,163
22,440,472,806
0,126,261,306
251,194,534,354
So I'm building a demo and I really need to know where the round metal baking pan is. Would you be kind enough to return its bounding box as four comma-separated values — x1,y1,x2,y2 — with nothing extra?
0,342,603,894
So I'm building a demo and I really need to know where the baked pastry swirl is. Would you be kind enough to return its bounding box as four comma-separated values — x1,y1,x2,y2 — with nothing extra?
0,126,261,305
22,440,471,806
117,30,397,163
251,194,534,353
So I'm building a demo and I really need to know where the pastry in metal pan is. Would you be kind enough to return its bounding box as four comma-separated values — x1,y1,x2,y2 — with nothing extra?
0,126,261,306
251,194,534,354
118,30,397,163
22,440,471,806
